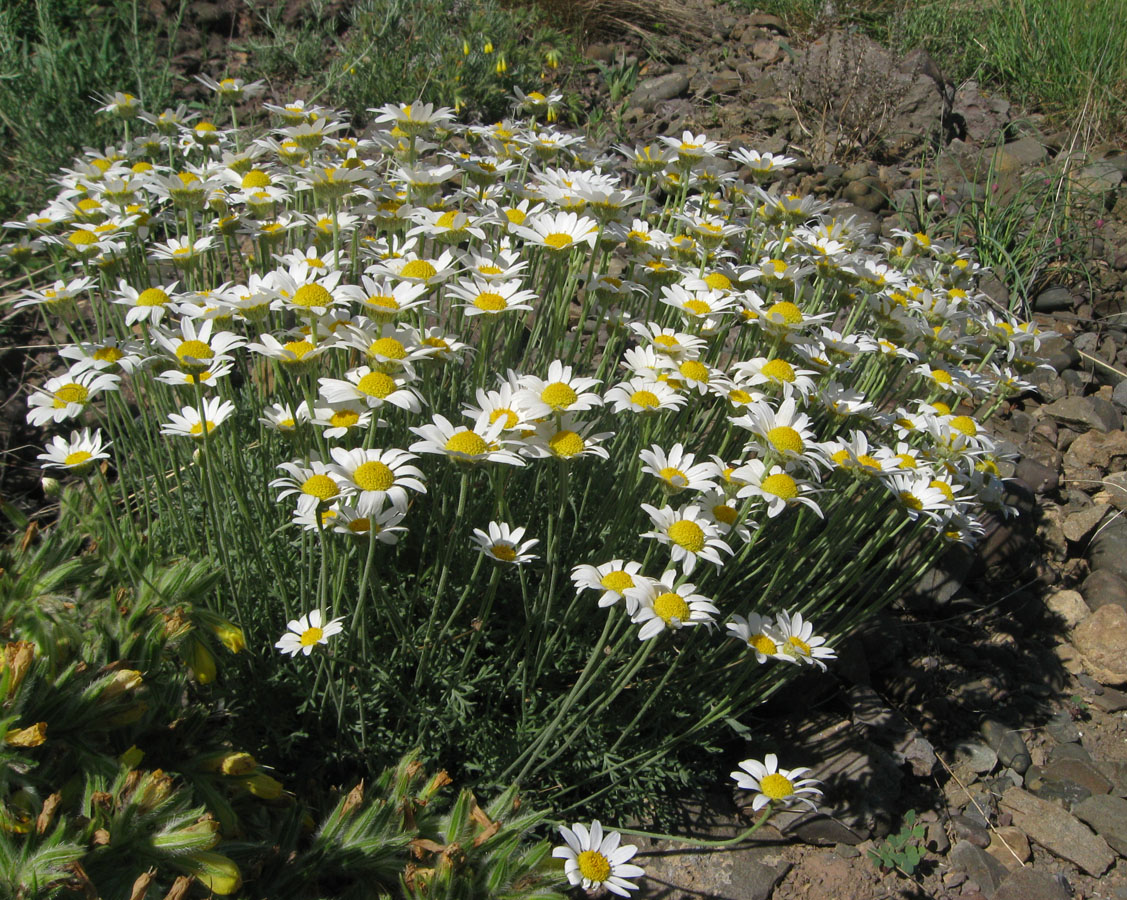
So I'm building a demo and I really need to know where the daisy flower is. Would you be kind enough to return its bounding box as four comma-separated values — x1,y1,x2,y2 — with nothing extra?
629,322,706,360
774,610,837,670
461,383,533,433
699,489,752,543
659,283,737,325
471,522,539,565
639,443,719,494
370,100,455,135
883,472,953,523
114,280,180,326
731,356,819,401
731,755,823,812
331,502,409,543
733,460,823,519
38,428,112,476
309,402,373,440
328,447,426,514
275,609,344,657
152,317,246,373
26,369,121,427
628,569,719,640
731,397,818,463
367,249,460,287
511,210,598,253
640,503,732,576
318,366,423,413
447,278,537,316
259,402,306,434
604,377,686,415
726,613,783,663
153,359,234,388
523,416,614,462
517,361,602,419
571,560,648,612
160,397,236,440
344,276,431,320
247,332,332,374
553,821,645,897
658,130,726,166
409,413,525,467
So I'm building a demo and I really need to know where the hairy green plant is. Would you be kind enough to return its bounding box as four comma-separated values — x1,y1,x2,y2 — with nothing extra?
867,808,927,877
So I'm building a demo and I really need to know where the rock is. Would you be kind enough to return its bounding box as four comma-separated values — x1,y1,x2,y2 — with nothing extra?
1049,742,1092,763
1034,286,1075,313
908,543,975,608
1045,589,1091,629
1112,378,1127,412
981,720,1032,775
1074,794,1127,856
1062,506,1109,543
631,72,689,111
985,826,1031,869
1003,135,1048,166
925,820,950,854
1102,471,1127,510
1071,604,1127,685
1088,520,1127,581
951,813,991,848
1044,710,1082,744
992,868,1071,900
1065,430,1127,472
999,786,1115,875
841,177,888,212
1091,686,1127,712
637,837,790,900
1082,569,1127,612
1016,458,1059,494
954,740,998,776
1041,758,1113,796
949,840,1010,896
1042,396,1122,432
952,81,1012,144
710,70,741,94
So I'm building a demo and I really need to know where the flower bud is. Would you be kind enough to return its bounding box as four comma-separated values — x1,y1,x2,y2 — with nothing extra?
41,476,61,497
187,639,216,685
212,622,246,654
220,752,256,776
186,851,242,895
244,774,283,799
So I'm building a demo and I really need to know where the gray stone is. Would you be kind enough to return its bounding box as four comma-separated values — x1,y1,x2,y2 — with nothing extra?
1071,604,1127,686
1112,378,1127,412
1044,710,1082,744
985,826,1031,869
954,740,998,776
632,72,689,110
1016,458,1059,494
1091,685,1127,712
1003,135,1048,166
1043,396,1121,432
1062,506,1109,543
1082,569,1127,613
1088,521,1127,581
1000,786,1115,875
949,840,1010,896
953,81,1012,144
951,813,991,848
710,70,742,93
841,177,888,212
993,868,1071,900
1102,471,1127,510
635,838,791,900
1045,589,1091,629
981,720,1032,774
1034,286,1075,312
1066,430,1127,473
1074,794,1127,856
1042,758,1113,795
1049,742,1092,763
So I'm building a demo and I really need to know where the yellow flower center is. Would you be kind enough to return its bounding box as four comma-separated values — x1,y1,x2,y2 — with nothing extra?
749,633,777,655
366,294,400,311
491,544,517,561
653,335,678,349
761,359,795,383
541,382,578,410
292,284,332,309
93,346,124,363
489,408,519,428
857,454,881,469
895,453,917,469
759,772,795,800
949,415,977,436
659,466,688,488
299,626,324,647
900,492,923,510
353,461,395,492
436,210,464,230
577,850,611,883
654,591,691,624
330,410,360,429
189,420,216,436
369,337,407,359
930,479,954,501
767,426,803,454
729,388,753,405
543,232,573,250
678,360,709,383
283,340,314,360
684,299,711,316
786,635,812,656
347,518,371,533
241,170,271,188
176,340,213,363
630,389,659,409
600,570,634,593
137,288,170,307
668,519,705,552
400,259,437,280
53,383,89,407
767,301,802,324
356,372,396,398
713,504,737,525
301,474,339,501
473,292,507,311
64,450,93,467
931,401,952,416
704,272,731,290
931,369,953,385
762,473,797,500
69,229,98,246
549,430,585,457
478,264,504,274
444,431,489,456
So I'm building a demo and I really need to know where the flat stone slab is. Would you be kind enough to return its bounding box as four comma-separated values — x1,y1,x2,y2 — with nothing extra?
999,786,1114,875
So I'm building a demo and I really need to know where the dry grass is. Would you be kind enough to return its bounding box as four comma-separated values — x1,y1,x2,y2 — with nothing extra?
531,0,708,41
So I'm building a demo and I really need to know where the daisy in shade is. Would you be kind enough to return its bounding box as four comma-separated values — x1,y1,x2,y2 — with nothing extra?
517,361,602,419
275,609,344,657
471,521,539,565
160,397,236,440
26,368,121,427
726,612,783,664
731,754,823,812
571,560,649,613
629,322,706,360
773,610,837,670
640,503,732,575
331,502,408,543
604,376,686,415
628,569,719,640
38,428,112,477
409,413,525,467
328,447,426,514
699,489,753,544
153,359,234,388
639,443,719,494
553,821,645,897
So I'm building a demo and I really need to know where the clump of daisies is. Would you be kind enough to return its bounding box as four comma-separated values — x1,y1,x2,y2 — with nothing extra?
10,84,1051,816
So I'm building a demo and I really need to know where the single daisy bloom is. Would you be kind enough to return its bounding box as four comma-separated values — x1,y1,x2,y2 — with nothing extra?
883,472,953,523
152,317,246,373
731,356,819,401
247,331,333,374
628,569,719,640
553,821,645,897
309,401,373,440
409,413,525,467
328,447,426,514
639,443,719,494
275,609,344,657
272,458,349,508
160,397,236,440
343,275,431,321
731,754,823,812
318,366,422,413
517,360,602,419
523,415,614,462
114,280,180,326
26,369,121,427
773,610,836,670
447,278,537,316
471,521,539,565
462,383,534,433
733,460,824,519
629,321,706,360
726,612,783,663
331,502,409,543
640,503,732,576
37,428,112,476
571,560,649,613
731,397,817,463
511,210,598,253
259,402,307,434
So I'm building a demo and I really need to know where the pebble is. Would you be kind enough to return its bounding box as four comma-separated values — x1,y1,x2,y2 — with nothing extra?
1045,589,1091,629
1091,686,1127,712
1000,786,1115,875
986,825,1031,868
1044,710,1082,743
949,840,1010,895
1041,757,1113,795
980,719,1032,774
993,868,1071,900
1071,604,1127,686
953,740,998,775
950,814,991,848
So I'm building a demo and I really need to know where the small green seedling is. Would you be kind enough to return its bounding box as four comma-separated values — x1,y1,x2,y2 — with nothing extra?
867,809,927,877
